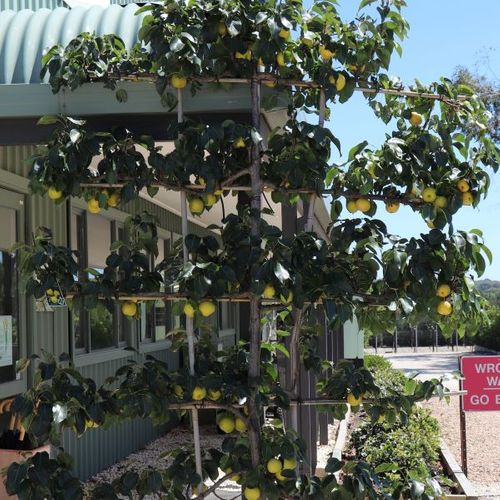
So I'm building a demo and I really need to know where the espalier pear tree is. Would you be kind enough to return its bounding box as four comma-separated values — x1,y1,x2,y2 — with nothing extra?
5,0,499,498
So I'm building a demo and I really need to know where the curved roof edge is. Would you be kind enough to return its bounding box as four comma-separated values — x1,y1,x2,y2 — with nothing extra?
0,3,144,84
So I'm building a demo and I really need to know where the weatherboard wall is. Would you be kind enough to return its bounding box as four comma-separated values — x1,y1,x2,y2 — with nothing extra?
63,349,179,481
0,149,218,480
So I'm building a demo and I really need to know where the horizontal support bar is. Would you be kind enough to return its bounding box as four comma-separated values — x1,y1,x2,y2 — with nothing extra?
165,391,467,411
106,73,468,103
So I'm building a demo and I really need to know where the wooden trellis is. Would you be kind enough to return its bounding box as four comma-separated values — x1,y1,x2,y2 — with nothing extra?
51,74,472,497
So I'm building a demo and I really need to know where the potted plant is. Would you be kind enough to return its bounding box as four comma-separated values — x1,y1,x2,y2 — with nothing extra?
0,398,50,498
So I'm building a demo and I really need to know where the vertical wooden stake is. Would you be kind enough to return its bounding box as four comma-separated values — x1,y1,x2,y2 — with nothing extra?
178,88,203,485
247,75,263,468
459,355,468,476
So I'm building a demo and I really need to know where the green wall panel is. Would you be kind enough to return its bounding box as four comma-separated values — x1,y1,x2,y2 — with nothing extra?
63,349,179,480
0,145,34,177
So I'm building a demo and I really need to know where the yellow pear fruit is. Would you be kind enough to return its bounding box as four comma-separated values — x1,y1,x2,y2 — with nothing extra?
192,386,207,401
171,74,187,89
385,201,400,214
319,46,334,61
278,28,290,39
85,419,99,429
263,80,277,88
421,187,437,203
262,284,276,298
205,194,217,207
456,179,470,193
355,198,371,213
87,198,101,214
234,137,246,149
208,389,222,401
346,200,358,213
235,417,247,432
436,283,451,298
48,187,63,200
347,392,362,406
409,111,423,126
437,300,453,316
107,192,120,208
199,300,216,317
224,468,240,482
189,197,205,215
173,384,184,397
217,22,227,36
218,415,235,433
335,73,346,91
301,37,314,47
235,49,252,61
282,457,297,470
276,52,286,67
243,487,261,500
121,301,137,317
275,470,286,481
267,458,282,474
462,192,474,205
183,303,196,318
434,196,447,209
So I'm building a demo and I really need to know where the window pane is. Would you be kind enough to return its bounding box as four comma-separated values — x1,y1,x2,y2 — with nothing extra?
90,301,114,350
87,215,111,268
0,207,19,385
87,217,114,350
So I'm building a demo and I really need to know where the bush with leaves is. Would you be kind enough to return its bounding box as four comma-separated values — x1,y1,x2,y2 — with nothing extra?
349,407,442,495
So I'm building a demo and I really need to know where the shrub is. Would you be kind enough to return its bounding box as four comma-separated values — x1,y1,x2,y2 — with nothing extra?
350,406,441,485
473,308,500,351
364,354,407,397
364,354,392,371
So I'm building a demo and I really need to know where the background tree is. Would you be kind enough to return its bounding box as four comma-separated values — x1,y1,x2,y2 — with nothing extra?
4,0,499,498
452,63,499,142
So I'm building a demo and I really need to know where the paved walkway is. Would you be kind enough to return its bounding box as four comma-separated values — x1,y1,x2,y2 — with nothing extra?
382,348,470,382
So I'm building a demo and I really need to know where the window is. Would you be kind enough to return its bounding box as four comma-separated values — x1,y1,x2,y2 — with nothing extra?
71,211,126,353
0,189,25,397
218,302,237,331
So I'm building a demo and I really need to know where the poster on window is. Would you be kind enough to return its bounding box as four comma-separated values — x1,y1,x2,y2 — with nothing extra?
0,315,13,367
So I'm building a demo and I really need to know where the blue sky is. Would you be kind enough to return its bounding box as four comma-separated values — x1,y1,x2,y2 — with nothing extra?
320,0,500,279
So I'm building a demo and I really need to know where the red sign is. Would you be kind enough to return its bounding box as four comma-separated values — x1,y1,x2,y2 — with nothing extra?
461,355,500,412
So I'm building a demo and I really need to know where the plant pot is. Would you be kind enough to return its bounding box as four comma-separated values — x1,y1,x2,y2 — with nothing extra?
0,445,50,498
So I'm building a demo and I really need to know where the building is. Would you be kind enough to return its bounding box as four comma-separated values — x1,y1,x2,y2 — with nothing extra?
0,0,341,480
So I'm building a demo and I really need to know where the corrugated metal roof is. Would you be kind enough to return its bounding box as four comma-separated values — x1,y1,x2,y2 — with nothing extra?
0,4,145,84
0,0,65,11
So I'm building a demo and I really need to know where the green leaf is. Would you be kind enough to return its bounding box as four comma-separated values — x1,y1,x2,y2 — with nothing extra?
37,115,59,125
69,129,81,143
147,186,159,198
274,262,290,283
348,141,368,161
358,0,377,9
115,88,128,103
170,37,185,52
374,462,398,473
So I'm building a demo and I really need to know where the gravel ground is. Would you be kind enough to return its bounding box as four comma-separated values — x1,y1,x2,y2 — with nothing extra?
316,420,340,472
384,350,500,499
84,425,242,499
